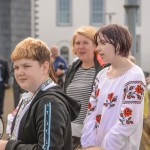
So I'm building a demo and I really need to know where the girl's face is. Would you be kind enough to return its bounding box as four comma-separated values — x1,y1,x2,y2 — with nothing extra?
74,34,96,63
13,58,49,93
96,35,116,64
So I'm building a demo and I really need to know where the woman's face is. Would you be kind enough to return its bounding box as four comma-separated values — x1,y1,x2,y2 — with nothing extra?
96,35,116,64
13,58,49,93
74,34,96,63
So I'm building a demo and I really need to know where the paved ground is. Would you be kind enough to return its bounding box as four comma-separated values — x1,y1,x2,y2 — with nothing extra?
1,88,150,149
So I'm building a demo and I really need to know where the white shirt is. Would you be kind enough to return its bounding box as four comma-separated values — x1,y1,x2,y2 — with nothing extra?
81,65,146,150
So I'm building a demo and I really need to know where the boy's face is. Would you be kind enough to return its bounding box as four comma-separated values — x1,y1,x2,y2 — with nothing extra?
13,58,49,93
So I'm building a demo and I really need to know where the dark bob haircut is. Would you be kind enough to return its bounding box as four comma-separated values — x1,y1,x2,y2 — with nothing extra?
94,24,132,57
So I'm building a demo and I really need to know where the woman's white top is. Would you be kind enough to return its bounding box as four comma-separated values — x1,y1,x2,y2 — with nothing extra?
81,65,146,150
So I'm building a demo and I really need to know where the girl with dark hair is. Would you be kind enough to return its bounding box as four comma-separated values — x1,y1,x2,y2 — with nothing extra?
81,24,146,150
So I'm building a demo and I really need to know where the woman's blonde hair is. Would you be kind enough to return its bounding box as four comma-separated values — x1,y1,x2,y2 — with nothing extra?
128,55,136,64
11,37,56,82
71,26,97,54
78,146,103,150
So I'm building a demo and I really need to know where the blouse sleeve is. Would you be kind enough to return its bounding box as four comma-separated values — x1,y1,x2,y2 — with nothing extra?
81,76,101,147
101,72,146,149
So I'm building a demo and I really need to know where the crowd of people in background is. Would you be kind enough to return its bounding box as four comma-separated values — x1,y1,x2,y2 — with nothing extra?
0,23,149,150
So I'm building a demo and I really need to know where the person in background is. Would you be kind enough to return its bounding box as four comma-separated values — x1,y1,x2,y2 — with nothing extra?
10,63,25,108
0,58,9,119
0,37,80,150
50,45,67,87
63,26,108,150
81,24,146,150
146,76,150,85
12,72,25,108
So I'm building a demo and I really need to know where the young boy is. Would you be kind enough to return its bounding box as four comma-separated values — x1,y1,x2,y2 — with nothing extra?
0,37,80,150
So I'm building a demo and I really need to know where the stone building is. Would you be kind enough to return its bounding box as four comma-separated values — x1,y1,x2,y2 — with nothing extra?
31,0,150,73
0,0,31,62
1,0,150,74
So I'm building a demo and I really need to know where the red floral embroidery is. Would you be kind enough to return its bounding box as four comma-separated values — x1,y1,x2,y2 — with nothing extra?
96,115,101,123
95,114,101,129
135,85,144,95
124,108,132,117
95,89,100,97
123,81,145,103
104,92,117,108
104,103,108,107
108,93,114,101
119,108,133,125
120,113,123,117
129,86,134,90
88,102,92,109
87,102,96,115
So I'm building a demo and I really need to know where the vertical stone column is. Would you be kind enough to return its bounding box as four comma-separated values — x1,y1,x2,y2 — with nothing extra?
0,0,11,60
10,0,31,51
124,0,139,59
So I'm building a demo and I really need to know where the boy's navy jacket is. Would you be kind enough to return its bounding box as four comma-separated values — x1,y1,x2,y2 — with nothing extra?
6,85,81,150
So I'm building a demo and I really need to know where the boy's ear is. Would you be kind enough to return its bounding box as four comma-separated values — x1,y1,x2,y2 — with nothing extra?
43,61,49,72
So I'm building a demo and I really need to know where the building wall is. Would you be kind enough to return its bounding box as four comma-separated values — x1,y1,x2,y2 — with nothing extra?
0,0,11,61
0,0,31,63
11,0,31,52
33,0,150,72
33,0,95,63
139,0,150,72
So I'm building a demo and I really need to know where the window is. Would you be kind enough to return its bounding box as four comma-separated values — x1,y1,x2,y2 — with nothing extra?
60,46,69,64
56,0,72,26
90,0,104,25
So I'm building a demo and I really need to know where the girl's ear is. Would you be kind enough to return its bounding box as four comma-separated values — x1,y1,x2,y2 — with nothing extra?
116,44,120,55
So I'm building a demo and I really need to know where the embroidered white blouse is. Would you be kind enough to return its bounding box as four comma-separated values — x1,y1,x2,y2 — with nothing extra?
81,65,146,150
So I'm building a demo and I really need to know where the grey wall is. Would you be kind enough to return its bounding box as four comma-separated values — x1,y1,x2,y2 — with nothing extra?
11,0,31,53
0,0,11,61
0,0,31,62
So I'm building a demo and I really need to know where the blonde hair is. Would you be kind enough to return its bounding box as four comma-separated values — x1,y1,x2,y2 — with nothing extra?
71,26,97,54
11,37,50,63
11,37,56,82
78,146,103,150
128,55,136,64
